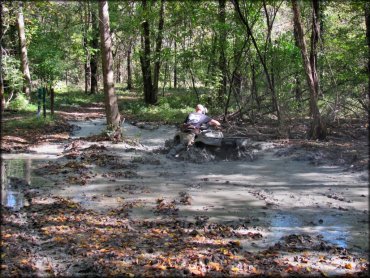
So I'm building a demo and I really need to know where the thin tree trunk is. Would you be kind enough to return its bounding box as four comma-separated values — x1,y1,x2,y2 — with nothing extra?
17,2,31,98
83,1,91,94
218,0,227,104
232,0,281,124
232,9,242,98
251,63,260,110
174,39,177,88
116,53,121,83
310,0,320,101
127,40,132,90
0,0,5,112
140,0,154,104
263,0,278,117
153,0,165,100
365,2,370,116
90,7,99,94
50,87,55,116
98,0,121,135
291,0,326,140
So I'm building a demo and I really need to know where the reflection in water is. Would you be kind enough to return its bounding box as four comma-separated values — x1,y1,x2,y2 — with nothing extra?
270,212,348,248
1,159,31,210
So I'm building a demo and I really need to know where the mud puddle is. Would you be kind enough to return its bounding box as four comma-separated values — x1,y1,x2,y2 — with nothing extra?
1,117,368,258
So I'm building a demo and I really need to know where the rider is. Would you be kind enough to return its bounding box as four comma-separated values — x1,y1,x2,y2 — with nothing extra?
183,104,221,130
167,104,221,157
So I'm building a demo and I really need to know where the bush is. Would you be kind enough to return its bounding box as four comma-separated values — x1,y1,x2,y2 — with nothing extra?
8,94,30,110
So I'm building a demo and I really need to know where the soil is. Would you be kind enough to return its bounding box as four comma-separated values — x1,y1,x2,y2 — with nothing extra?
1,105,369,277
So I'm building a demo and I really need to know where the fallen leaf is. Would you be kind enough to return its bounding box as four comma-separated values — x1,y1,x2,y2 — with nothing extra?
344,263,352,269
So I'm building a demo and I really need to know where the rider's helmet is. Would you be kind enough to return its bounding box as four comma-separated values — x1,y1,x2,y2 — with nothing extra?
196,104,208,114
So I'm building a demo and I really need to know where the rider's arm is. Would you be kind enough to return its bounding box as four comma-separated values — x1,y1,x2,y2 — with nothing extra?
209,119,221,127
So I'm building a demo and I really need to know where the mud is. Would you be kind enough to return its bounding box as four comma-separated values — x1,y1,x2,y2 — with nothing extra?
1,117,368,276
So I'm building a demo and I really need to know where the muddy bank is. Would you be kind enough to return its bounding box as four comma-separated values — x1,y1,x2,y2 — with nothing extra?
1,117,368,276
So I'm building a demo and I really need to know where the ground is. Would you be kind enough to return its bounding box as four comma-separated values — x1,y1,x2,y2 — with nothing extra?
1,104,369,277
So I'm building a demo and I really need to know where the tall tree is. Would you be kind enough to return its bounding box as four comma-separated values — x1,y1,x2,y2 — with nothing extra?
140,0,154,104
98,0,121,137
153,0,165,99
232,0,281,124
365,2,370,116
90,7,99,94
17,2,31,97
139,0,164,105
292,0,326,140
83,1,91,94
218,0,227,104
126,39,132,90
0,0,4,112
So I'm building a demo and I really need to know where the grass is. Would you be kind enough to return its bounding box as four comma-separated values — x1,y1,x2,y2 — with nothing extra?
117,89,198,123
4,85,218,127
2,115,56,133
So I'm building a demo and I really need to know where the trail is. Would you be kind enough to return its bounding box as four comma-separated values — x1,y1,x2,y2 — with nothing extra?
1,117,368,276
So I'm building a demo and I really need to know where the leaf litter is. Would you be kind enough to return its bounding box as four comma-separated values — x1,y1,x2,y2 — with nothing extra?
1,113,368,277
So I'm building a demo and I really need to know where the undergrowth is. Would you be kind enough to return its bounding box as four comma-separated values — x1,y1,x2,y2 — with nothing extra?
2,115,56,132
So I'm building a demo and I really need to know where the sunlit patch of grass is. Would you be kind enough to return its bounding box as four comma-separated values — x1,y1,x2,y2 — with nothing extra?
54,90,104,108
118,88,205,123
2,115,56,132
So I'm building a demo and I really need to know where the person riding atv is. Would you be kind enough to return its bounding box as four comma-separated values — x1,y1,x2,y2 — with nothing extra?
181,104,221,145
167,104,221,158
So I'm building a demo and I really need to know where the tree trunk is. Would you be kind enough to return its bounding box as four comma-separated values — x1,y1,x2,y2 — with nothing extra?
263,0,278,119
292,0,326,140
232,9,242,98
232,0,281,124
0,0,5,112
98,0,121,135
17,2,31,98
218,0,227,104
365,2,370,116
174,39,177,89
153,0,165,99
116,53,121,83
90,7,99,94
127,40,132,90
140,0,155,104
310,0,320,102
50,87,55,116
83,1,91,94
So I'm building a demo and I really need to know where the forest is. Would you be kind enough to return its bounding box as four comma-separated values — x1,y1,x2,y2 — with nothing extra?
1,0,368,133
1,0,369,277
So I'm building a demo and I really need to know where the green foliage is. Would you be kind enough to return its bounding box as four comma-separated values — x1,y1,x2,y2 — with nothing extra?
1,0,367,122
119,89,199,123
7,93,35,111
53,87,104,109
2,115,55,132
2,56,23,94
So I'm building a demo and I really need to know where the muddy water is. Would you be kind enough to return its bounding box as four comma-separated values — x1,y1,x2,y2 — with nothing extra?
1,118,368,256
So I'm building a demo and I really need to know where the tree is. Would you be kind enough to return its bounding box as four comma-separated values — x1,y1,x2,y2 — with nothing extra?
0,0,4,112
365,2,370,115
82,1,91,94
90,7,99,95
292,0,326,140
140,0,154,104
217,0,227,105
17,2,31,98
98,0,121,137
139,0,165,105
153,0,165,99
232,0,282,124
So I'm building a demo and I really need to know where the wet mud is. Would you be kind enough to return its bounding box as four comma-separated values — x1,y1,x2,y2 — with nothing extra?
1,118,368,276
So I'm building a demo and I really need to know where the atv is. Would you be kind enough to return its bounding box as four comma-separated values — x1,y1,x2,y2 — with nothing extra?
173,123,224,147
168,123,256,161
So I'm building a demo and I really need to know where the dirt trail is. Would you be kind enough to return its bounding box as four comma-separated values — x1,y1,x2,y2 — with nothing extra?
1,117,368,276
